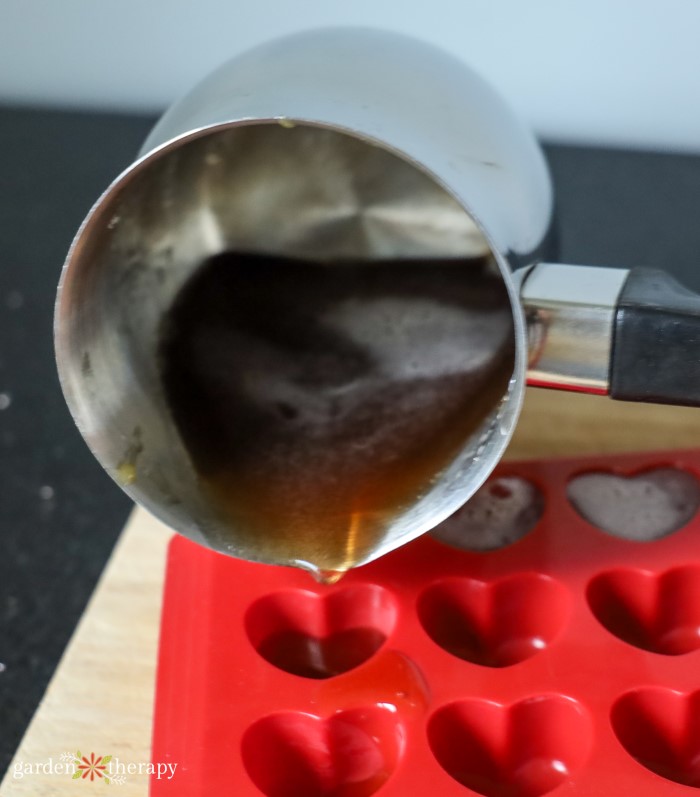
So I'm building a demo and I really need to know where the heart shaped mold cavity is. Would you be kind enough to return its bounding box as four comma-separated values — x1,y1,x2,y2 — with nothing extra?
245,584,397,678
612,687,700,787
417,574,569,667
428,695,592,797
431,477,544,551
567,468,700,541
588,565,700,654
242,706,404,797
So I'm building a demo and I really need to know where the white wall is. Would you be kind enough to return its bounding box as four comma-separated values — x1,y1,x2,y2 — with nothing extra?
1,0,699,152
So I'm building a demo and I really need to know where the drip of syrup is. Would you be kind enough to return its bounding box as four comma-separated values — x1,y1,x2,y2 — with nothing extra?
314,569,346,585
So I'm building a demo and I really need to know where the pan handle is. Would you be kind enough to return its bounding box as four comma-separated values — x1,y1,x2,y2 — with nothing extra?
519,263,700,407
609,268,700,406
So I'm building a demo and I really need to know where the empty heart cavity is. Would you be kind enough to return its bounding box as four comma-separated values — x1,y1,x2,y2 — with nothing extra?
245,584,397,678
567,468,700,541
428,695,592,797
242,707,404,797
588,565,700,655
418,574,569,667
612,687,700,787
431,476,544,551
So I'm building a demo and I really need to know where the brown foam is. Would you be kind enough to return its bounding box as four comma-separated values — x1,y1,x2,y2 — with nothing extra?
158,251,514,572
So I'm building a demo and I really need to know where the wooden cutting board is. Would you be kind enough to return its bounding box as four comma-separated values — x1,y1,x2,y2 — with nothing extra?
2,388,700,795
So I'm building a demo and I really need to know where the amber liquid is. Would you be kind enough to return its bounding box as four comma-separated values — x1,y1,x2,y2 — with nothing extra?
158,252,514,574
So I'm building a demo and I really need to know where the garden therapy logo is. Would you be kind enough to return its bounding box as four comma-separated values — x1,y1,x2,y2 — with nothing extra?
66,751,123,785
12,752,177,784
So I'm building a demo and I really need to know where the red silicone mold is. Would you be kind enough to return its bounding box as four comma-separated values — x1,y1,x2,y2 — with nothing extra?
150,450,700,796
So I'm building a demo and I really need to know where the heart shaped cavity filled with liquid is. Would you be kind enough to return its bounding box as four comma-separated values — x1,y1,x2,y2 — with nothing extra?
612,687,700,787
242,706,404,797
428,695,592,797
431,477,544,551
588,564,700,654
417,574,569,667
567,468,700,541
245,584,397,678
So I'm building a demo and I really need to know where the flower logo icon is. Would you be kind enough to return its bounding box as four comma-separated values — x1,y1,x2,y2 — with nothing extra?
71,751,112,783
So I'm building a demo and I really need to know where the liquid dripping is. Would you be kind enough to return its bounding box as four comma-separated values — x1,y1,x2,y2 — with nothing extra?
158,251,515,572
314,569,345,585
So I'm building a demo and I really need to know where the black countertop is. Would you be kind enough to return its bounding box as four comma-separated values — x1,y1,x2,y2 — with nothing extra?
2,105,700,774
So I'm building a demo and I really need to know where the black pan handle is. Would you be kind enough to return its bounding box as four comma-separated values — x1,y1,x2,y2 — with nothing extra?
610,268,700,407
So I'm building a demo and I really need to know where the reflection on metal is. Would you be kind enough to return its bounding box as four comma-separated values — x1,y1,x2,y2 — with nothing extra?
521,263,629,393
